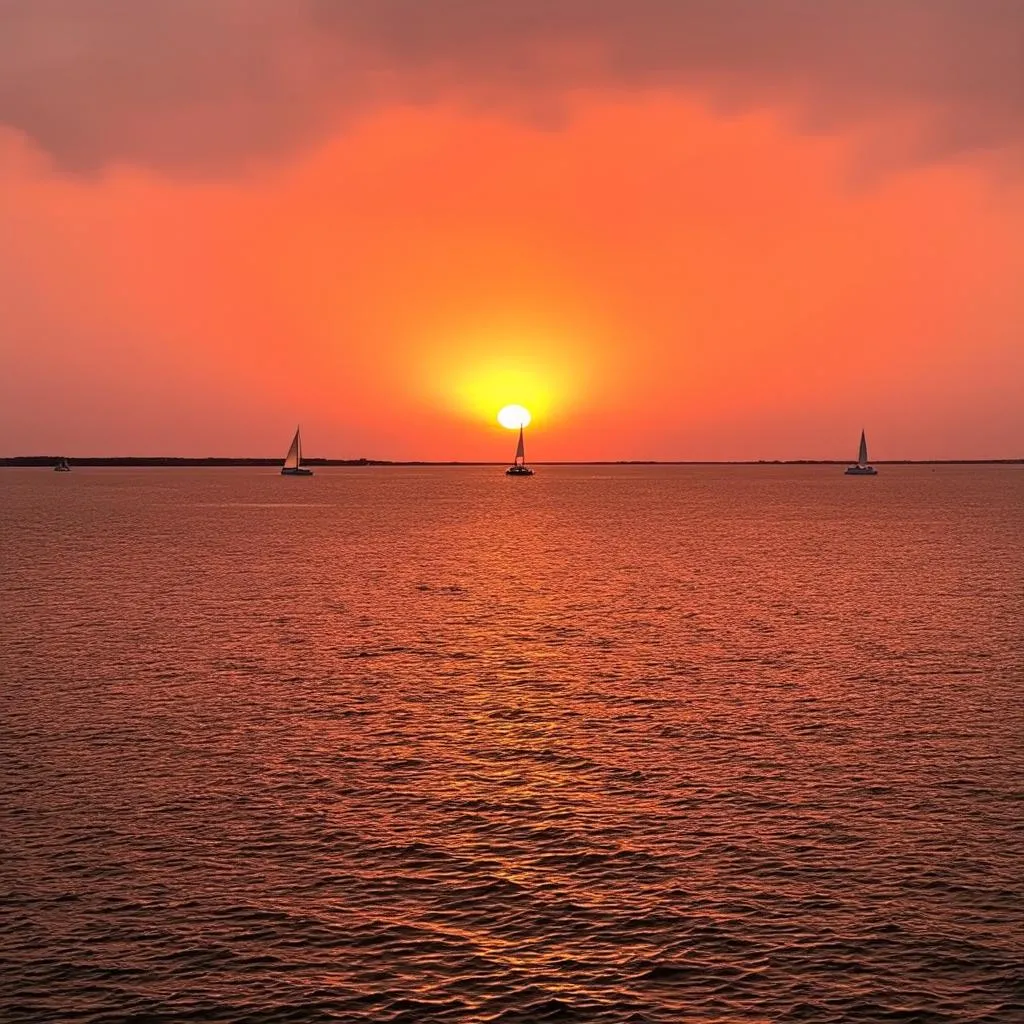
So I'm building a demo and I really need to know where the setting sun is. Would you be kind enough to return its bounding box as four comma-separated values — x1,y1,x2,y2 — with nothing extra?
497,404,531,430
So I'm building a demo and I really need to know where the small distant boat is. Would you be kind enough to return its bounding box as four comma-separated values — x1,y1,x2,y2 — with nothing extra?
281,426,313,476
53,458,70,472
845,429,878,475
505,425,534,476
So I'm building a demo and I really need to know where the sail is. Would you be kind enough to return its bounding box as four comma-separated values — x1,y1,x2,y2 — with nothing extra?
515,427,525,462
858,430,868,466
283,428,301,470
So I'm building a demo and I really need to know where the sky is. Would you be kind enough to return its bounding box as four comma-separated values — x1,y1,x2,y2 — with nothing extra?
1,0,1022,461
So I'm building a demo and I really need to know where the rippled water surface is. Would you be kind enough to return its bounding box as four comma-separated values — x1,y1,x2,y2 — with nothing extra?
2,465,1022,1022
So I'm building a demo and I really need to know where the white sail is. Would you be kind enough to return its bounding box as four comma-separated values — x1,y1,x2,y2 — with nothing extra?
505,422,534,475
858,430,868,466
283,427,301,470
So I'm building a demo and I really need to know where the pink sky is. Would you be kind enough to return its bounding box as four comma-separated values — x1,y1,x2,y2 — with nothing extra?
1,1,1022,460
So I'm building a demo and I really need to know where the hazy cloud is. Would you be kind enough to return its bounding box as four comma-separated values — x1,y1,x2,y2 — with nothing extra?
1,0,1021,174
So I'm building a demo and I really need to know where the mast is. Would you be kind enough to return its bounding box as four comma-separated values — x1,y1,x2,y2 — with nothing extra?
515,426,525,466
859,429,868,466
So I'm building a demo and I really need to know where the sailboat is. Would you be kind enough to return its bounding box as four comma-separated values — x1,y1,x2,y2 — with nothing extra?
505,425,534,476
281,426,313,476
845,429,878,475
53,457,70,472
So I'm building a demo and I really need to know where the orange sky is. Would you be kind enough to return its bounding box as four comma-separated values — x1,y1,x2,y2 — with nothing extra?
1,2,1022,460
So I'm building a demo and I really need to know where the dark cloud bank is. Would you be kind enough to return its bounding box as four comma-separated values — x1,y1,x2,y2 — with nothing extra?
1,0,1021,174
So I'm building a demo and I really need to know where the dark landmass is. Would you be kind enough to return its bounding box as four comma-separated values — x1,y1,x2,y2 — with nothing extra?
3,456,1021,468
3,456,446,467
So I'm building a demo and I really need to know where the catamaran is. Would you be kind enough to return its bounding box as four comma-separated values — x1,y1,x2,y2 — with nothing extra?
845,429,877,475
505,425,534,476
281,426,313,476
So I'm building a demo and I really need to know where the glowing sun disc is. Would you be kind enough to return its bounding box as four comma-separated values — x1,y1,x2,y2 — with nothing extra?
497,405,532,430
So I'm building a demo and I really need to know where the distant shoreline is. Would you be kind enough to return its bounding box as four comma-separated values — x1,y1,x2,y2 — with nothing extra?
3,456,1021,468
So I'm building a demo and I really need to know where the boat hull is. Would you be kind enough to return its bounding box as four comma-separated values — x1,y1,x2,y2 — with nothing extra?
505,465,534,476
845,465,877,475
281,467,314,476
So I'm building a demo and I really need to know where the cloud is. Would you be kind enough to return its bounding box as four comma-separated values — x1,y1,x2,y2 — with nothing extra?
1,0,1021,174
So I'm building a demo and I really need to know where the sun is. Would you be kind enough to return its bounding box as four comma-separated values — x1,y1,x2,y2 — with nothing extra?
497,404,532,430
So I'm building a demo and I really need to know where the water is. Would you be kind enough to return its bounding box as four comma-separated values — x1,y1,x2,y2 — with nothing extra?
2,465,1022,1023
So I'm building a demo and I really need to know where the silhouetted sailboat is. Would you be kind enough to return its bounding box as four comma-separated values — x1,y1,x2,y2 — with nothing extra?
281,426,313,476
845,429,877,475
505,425,534,476
53,457,70,472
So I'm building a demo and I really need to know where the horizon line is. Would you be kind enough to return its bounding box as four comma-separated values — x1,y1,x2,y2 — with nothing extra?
3,456,1022,467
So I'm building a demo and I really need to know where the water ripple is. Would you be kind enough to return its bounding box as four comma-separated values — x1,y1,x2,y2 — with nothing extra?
1,465,1022,1022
